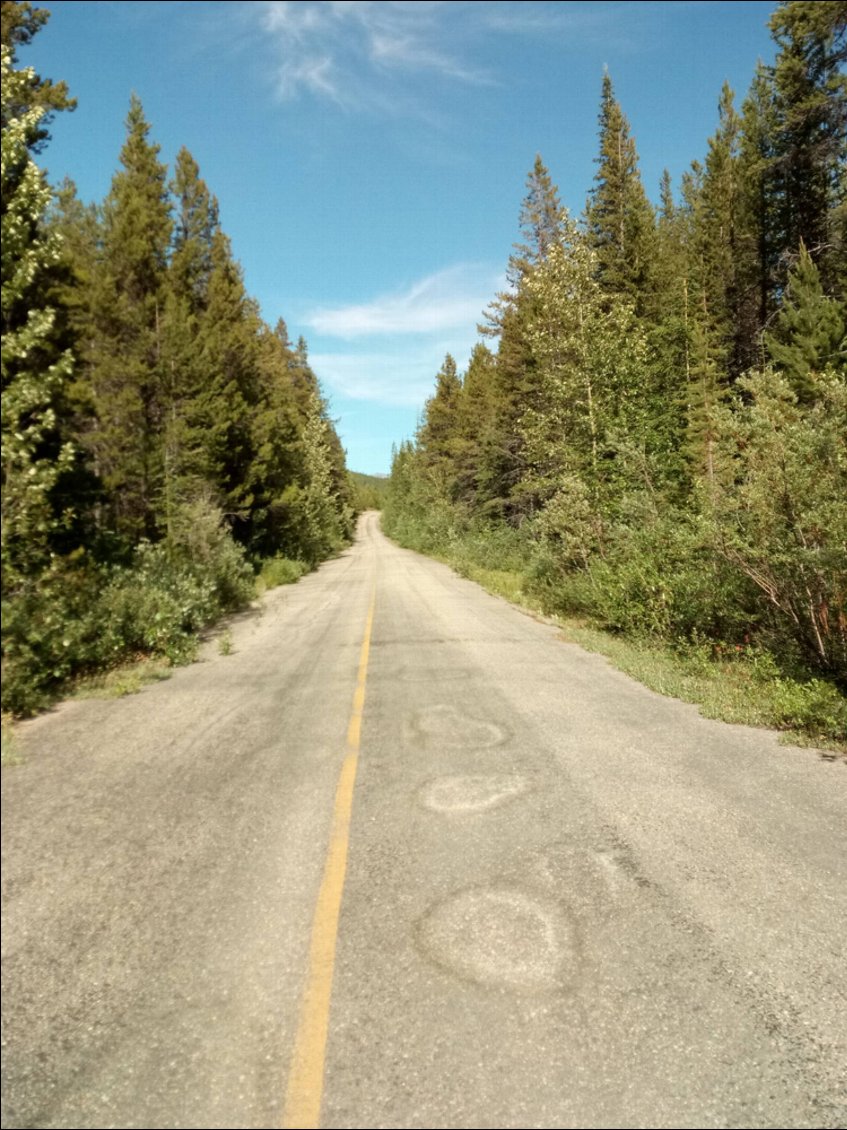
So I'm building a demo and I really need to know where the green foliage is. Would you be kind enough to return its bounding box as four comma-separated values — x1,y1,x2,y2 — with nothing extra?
1,1,75,150
768,1,847,292
1,44,75,582
1,497,254,716
2,556,101,714
257,555,307,591
765,242,845,401
166,493,255,612
298,389,348,563
586,71,656,310
86,95,172,542
417,353,463,477
707,368,847,682
95,543,211,665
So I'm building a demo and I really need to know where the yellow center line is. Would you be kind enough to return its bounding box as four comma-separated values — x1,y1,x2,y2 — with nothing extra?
282,586,376,1130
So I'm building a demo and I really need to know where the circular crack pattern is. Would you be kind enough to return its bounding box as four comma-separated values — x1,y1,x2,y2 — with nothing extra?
419,775,529,814
417,887,577,993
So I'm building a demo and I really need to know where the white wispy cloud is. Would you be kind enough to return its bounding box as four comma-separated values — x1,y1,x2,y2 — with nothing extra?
311,341,478,406
303,262,502,404
305,264,503,338
260,1,493,109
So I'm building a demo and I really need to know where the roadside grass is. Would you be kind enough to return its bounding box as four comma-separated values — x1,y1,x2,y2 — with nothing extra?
255,556,308,595
72,655,176,702
437,552,846,756
1,716,23,766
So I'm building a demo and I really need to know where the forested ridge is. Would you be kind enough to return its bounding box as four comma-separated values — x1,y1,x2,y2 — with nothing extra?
385,1,847,741
1,2,356,714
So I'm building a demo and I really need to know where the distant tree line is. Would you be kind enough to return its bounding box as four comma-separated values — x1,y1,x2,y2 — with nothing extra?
385,2,846,698
1,1,354,713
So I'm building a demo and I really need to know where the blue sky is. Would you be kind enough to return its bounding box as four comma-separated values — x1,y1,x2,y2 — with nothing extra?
26,1,778,474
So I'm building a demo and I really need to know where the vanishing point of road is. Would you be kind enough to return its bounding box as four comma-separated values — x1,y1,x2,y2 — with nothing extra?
2,512,845,1128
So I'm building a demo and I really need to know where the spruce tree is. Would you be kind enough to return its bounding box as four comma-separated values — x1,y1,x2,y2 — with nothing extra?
160,148,221,534
87,95,172,543
586,72,656,311
520,219,650,512
768,1,847,291
647,169,692,493
299,388,344,564
194,229,261,529
766,242,846,401
170,147,219,310
479,156,564,519
418,353,463,479
509,154,563,284
454,342,498,507
736,63,781,369
690,83,744,378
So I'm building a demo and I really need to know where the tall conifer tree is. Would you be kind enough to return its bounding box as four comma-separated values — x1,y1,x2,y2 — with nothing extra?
586,72,656,311
768,1,847,292
87,95,172,542
481,156,563,519
766,242,846,401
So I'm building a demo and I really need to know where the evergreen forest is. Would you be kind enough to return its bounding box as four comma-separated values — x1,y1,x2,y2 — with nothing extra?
383,2,847,741
1,1,356,713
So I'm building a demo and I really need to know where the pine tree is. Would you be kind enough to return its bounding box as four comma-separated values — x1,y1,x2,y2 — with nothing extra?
768,1,847,291
736,62,781,369
586,71,656,311
299,388,344,563
690,83,745,378
87,95,172,543
481,154,562,334
454,342,498,507
170,147,219,310
646,169,691,492
248,320,308,557
509,154,563,284
418,353,463,479
159,148,221,536
193,230,261,529
478,156,564,519
766,242,846,401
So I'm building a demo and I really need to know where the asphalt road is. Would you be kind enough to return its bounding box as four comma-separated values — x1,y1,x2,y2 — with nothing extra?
2,511,845,1129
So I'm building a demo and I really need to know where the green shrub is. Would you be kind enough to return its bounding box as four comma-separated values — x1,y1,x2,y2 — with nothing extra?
95,544,211,665
1,500,256,716
1,557,102,715
708,370,847,684
167,495,255,612
258,555,307,590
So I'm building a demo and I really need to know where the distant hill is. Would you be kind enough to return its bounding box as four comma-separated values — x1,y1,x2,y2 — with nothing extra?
349,471,389,511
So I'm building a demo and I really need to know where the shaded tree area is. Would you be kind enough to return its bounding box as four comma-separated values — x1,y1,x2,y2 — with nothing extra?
385,1,846,724
1,4,353,713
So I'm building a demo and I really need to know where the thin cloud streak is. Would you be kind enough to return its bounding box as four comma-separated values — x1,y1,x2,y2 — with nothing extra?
306,264,503,338
312,340,479,406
